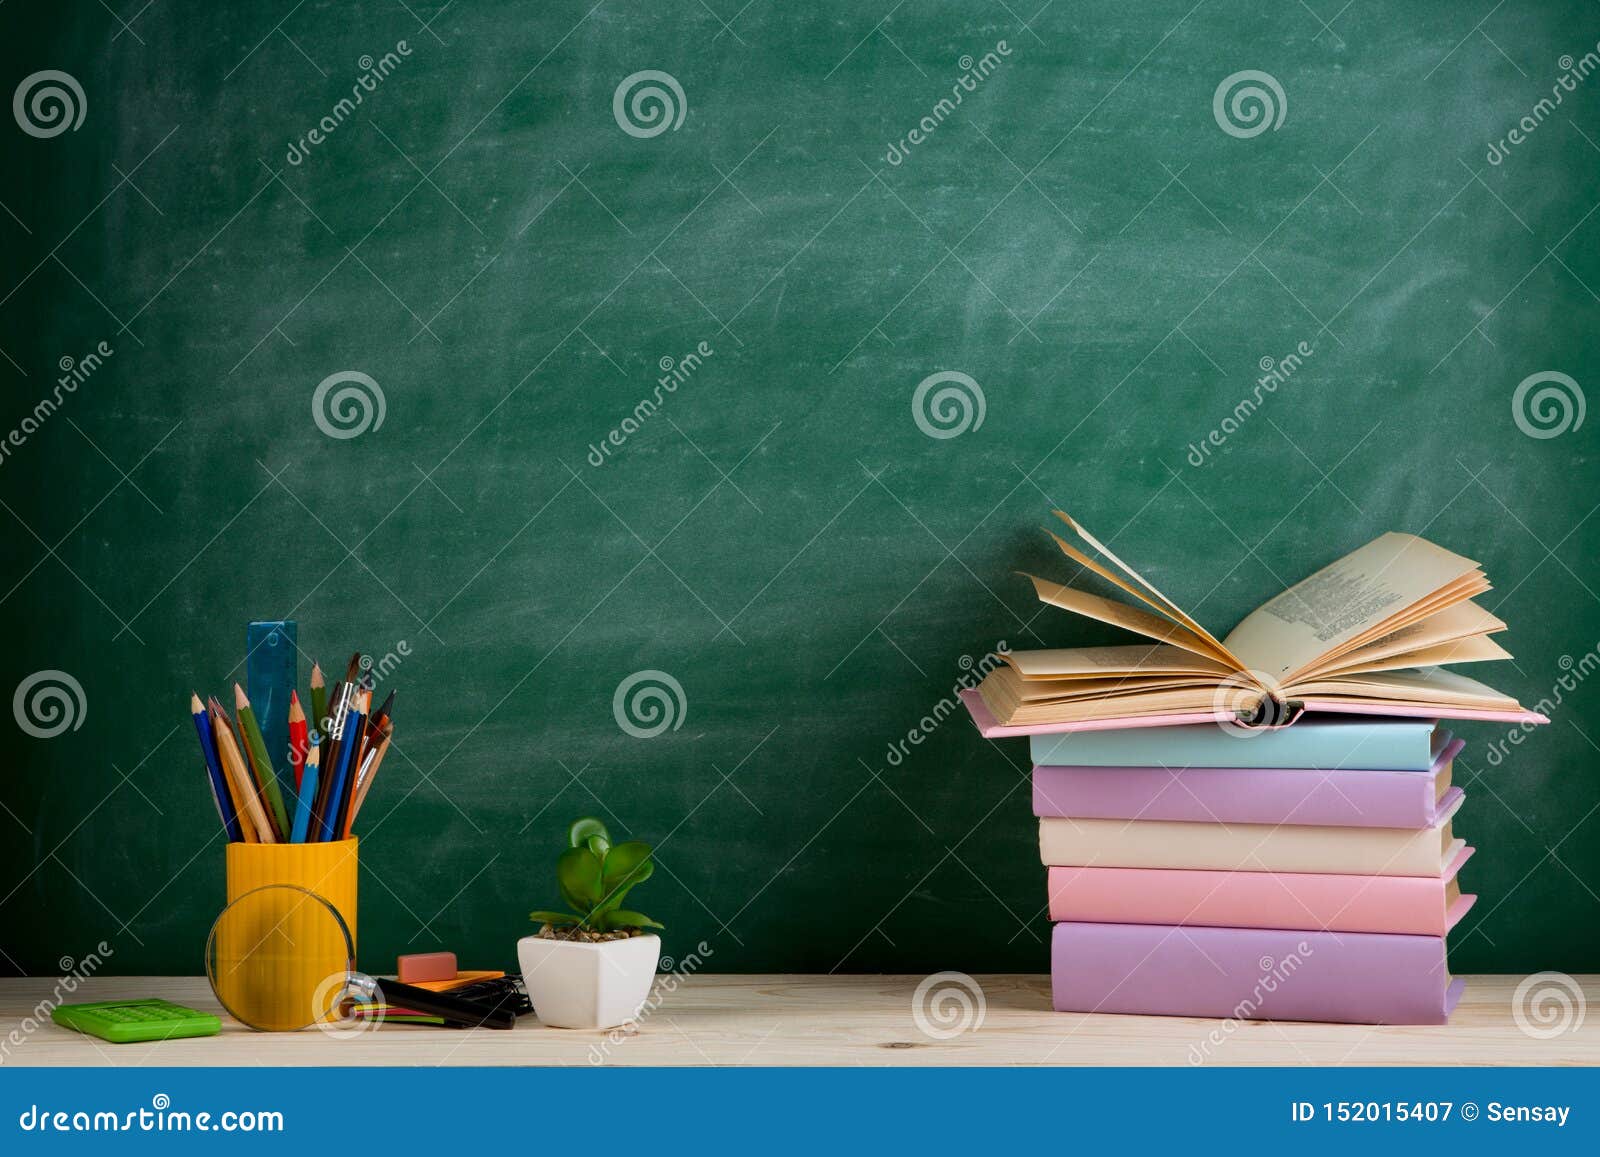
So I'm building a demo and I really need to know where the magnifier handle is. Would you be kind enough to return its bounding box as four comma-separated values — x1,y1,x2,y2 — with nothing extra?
375,977,517,1030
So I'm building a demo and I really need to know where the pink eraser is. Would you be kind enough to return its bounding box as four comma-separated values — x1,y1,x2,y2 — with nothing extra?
397,951,456,982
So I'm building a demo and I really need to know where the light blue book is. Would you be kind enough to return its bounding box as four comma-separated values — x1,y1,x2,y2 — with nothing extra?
1030,716,1446,771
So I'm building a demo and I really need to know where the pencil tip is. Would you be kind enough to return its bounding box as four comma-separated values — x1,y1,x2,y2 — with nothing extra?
233,683,249,708
190,692,203,711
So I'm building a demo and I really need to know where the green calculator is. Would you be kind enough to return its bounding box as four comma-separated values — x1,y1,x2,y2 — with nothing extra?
52,999,221,1044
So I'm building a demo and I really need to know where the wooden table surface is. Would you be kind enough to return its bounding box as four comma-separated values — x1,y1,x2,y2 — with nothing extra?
3,974,1597,1066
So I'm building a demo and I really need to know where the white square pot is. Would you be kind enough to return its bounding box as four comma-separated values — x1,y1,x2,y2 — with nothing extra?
517,933,661,1030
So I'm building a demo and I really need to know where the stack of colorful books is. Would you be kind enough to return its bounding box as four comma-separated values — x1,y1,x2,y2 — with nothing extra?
1028,717,1470,1024
964,511,1546,1025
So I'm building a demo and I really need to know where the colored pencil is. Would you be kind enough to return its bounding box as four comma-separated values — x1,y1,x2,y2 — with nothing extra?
191,693,243,842
210,702,272,842
204,697,252,834
310,681,352,837
322,690,367,841
345,716,391,837
353,688,394,800
310,663,329,740
206,698,252,842
368,689,395,740
235,683,290,837
215,695,281,842
288,691,310,791
335,690,374,836
290,744,320,844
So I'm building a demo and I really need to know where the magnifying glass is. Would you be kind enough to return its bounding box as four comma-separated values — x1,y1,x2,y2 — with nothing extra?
205,884,515,1032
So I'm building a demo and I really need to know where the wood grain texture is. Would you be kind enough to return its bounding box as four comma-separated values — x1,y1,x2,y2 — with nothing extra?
4,975,1597,1067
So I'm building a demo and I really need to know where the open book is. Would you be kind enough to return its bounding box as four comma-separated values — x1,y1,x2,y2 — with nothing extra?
974,511,1543,731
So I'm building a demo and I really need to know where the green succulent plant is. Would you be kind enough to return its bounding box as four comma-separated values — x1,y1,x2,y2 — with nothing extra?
529,817,664,935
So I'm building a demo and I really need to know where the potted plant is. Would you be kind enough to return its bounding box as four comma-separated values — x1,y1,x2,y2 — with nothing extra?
519,817,664,1030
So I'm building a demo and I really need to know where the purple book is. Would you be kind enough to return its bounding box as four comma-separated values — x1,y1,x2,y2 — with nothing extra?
1052,922,1463,1025
1033,737,1463,829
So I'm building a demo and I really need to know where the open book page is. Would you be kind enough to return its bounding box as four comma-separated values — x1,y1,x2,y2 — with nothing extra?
1297,600,1506,677
978,666,1224,725
1319,573,1493,663
1316,633,1511,677
1286,666,1521,710
1024,576,1237,665
1052,512,1243,666
1005,644,1234,680
1002,672,1222,702
1223,533,1484,681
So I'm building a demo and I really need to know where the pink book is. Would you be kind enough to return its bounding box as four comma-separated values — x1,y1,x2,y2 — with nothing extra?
1033,738,1465,828
1051,922,1464,1024
960,688,1546,738
1047,846,1476,935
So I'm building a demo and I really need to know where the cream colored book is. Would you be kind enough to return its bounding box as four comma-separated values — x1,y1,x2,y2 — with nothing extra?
1037,793,1466,877
975,511,1539,729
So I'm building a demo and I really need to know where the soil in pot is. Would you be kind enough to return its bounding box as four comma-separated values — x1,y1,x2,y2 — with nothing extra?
535,924,646,944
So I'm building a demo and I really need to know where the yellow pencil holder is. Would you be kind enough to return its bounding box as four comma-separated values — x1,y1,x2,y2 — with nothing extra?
212,839,359,1031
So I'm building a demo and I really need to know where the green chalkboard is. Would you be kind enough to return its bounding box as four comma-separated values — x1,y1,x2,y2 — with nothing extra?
2,1,1596,979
